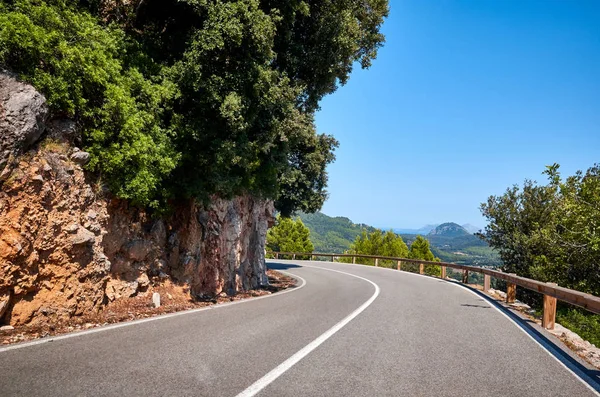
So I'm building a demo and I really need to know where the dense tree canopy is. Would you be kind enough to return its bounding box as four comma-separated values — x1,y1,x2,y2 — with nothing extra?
0,0,388,213
343,229,409,267
408,235,437,262
266,216,314,254
480,164,600,296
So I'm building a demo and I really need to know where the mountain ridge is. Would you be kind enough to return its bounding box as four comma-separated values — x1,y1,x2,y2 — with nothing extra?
297,212,501,267
428,222,470,237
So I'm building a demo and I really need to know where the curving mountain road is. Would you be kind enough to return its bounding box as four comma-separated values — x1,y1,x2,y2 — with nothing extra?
1,260,599,396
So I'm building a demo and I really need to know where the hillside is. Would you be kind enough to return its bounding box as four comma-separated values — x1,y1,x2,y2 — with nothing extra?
297,212,376,253
462,223,480,234
428,222,470,237
400,223,501,266
299,213,502,266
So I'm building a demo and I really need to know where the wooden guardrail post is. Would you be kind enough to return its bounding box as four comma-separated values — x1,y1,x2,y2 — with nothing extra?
462,270,469,284
440,266,446,279
419,263,424,275
331,254,334,262
484,274,491,292
506,281,516,303
275,252,279,259
375,258,379,267
353,256,356,264
310,254,314,261
542,283,558,330
292,253,296,260
397,260,402,271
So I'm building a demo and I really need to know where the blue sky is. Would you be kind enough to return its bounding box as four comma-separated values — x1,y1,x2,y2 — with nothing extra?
315,0,600,229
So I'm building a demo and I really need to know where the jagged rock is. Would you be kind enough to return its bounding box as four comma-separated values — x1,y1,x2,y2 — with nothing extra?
151,220,167,247
65,224,79,234
96,253,111,273
0,71,48,180
70,228,95,246
46,118,77,141
70,151,90,165
31,174,43,182
0,292,11,319
137,273,150,288
126,240,153,261
1,138,273,327
0,325,14,331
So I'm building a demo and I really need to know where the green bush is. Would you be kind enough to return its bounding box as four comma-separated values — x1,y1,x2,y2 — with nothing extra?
0,0,178,209
557,306,600,347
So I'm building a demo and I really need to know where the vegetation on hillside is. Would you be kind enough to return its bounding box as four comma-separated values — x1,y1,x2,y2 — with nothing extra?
401,232,502,267
480,163,600,344
298,212,500,265
297,212,377,253
0,0,388,213
266,216,313,257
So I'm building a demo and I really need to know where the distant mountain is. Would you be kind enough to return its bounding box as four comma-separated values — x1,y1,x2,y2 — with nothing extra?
392,224,438,235
461,224,481,234
295,213,502,267
428,222,470,237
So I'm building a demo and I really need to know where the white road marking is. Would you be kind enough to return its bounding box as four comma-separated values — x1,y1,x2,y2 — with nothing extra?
283,259,600,396
0,271,306,353
236,266,380,397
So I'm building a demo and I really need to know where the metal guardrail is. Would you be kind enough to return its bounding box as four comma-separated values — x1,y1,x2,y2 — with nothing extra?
268,251,600,330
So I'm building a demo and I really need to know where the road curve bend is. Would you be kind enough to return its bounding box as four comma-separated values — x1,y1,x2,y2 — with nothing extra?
0,260,598,396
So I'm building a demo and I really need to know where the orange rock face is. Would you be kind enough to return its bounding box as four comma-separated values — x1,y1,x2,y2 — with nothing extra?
0,145,274,326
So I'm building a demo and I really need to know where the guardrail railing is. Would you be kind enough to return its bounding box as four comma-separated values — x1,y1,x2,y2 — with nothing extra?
268,251,600,331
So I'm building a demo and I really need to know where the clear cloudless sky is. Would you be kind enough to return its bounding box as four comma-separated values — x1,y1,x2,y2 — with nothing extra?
315,0,600,230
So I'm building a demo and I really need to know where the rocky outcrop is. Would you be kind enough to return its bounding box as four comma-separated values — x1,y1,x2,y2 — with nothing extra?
0,71,274,326
0,70,48,181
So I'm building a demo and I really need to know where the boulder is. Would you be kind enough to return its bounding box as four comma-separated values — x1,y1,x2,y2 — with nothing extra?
126,240,153,261
70,227,95,246
70,151,90,165
0,70,48,180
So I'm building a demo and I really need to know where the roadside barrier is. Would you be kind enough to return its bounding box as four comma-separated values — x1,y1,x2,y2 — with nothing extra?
268,251,600,330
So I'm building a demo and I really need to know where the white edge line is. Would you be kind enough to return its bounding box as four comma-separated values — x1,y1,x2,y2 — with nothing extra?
0,271,306,353
236,265,380,397
274,259,600,396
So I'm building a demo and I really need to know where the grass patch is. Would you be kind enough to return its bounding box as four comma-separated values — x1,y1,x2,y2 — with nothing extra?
41,139,68,154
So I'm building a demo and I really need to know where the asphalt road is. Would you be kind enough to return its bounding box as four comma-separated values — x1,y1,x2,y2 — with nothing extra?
1,260,599,396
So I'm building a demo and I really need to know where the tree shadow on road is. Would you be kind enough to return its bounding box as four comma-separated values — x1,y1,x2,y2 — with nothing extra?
266,262,302,270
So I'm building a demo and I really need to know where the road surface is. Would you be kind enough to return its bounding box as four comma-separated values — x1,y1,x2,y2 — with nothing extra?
0,260,598,396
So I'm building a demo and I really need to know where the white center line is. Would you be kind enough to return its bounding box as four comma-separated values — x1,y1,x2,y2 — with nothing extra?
236,265,380,397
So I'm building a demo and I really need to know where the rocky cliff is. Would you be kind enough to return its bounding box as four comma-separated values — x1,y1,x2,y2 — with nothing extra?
0,71,274,326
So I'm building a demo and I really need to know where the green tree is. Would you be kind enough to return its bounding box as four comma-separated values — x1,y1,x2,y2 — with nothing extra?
0,0,389,214
480,164,600,343
480,164,600,296
266,216,314,257
407,235,440,275
345,229,408,267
